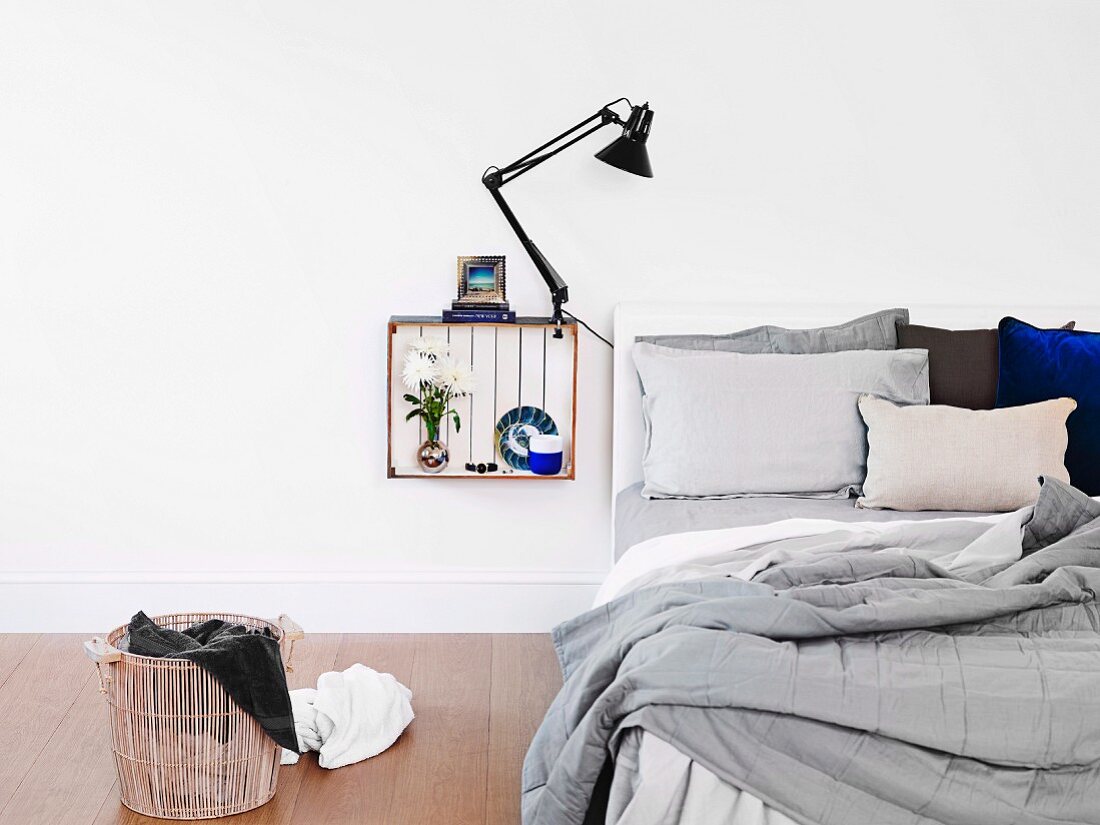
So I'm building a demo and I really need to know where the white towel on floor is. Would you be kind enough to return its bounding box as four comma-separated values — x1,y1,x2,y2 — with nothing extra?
280,663,414,769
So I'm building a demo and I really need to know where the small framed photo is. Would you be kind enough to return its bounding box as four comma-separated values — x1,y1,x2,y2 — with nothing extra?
456,256,507,306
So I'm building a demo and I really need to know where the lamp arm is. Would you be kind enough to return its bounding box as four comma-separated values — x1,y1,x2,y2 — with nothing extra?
481,99,630,335
484,101,628,188
495,119,608,185
485,185,568,330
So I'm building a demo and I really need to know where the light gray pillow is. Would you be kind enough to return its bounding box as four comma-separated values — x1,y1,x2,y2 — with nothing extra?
857,395,1075,512
638,308,909,353
633,343,930,499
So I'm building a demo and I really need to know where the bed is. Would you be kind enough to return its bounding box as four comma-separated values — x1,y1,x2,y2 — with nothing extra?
523,302,1100,825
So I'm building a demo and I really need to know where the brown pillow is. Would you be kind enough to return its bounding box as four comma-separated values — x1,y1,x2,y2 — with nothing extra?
897,321,1075,410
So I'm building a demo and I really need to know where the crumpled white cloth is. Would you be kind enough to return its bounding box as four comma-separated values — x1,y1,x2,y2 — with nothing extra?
280,663,414,769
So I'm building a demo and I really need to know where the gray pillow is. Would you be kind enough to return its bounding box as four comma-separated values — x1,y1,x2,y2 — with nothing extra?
633,342,930,499
637,308,909,353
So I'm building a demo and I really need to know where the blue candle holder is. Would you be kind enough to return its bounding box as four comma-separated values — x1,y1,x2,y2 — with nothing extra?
528,434,563,476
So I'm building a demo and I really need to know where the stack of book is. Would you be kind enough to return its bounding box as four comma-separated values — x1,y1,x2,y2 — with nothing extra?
441,302,515,323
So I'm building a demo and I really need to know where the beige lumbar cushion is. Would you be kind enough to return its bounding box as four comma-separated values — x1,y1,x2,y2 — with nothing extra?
857,394,1076,512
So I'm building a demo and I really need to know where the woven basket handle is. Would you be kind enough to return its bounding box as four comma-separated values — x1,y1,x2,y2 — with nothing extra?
84,637,123,694
84,637,122,664
277,614,304,641
277,614,304,673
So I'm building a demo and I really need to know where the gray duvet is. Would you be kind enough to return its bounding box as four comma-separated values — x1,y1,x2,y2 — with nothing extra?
524,478,1100,825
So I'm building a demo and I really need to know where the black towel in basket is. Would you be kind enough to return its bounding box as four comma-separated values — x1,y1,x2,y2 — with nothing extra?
126,611,298,752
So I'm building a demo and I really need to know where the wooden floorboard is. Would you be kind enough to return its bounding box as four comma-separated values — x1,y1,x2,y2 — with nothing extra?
0,674,118,825
0,634,39,693
486,635,562,825
0,635,93,815
2,633,559,825
388,635,493,825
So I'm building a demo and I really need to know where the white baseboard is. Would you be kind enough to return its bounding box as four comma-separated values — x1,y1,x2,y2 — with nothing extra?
0,569,605,633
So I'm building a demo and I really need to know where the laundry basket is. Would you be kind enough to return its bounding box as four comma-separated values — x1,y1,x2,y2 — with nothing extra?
83,612,304,820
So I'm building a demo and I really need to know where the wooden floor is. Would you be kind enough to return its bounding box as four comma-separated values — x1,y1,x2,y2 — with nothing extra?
0,634,561,825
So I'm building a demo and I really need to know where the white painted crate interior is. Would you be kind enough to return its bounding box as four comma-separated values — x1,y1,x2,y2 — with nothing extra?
387,318,577,479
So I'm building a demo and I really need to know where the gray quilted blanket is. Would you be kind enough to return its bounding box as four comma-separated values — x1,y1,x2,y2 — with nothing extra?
523,478,1100,825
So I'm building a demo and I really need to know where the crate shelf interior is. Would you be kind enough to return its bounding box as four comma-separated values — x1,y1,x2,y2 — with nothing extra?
388,316,577,479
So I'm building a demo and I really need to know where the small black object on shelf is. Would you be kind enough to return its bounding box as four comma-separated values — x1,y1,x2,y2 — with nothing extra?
464,461,500,474
481,97,654,338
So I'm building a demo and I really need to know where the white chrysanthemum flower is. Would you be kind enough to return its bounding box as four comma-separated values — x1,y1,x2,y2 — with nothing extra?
402,350,438,390
409,336,449,358
433,356,475,396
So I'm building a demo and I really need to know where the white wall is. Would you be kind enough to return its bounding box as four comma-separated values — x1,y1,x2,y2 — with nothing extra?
3,1,1099,631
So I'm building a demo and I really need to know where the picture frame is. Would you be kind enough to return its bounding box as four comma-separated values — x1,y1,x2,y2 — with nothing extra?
455,255,507,307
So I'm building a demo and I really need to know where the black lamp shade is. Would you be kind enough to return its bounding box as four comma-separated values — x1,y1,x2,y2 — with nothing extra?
595,103,654,178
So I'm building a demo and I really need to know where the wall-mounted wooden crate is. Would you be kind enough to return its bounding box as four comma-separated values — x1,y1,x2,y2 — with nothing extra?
387,316,577,479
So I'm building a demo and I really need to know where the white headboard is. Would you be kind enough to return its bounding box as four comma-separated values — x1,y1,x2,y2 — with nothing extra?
612,301,1097,506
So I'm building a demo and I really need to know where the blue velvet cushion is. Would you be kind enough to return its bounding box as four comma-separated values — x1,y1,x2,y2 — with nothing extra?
997,316,1100,494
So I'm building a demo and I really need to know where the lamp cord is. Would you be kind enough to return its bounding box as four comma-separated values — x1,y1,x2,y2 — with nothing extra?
562,309,613,349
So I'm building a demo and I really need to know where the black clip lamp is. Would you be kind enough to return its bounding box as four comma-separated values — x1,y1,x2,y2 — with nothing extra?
482,98,654,339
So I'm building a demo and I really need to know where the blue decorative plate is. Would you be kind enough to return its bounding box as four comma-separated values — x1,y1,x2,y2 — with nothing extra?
495,406,559,471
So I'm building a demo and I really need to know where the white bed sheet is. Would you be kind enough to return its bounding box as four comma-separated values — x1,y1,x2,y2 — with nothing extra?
609,729,799,825
598,510,1014,606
